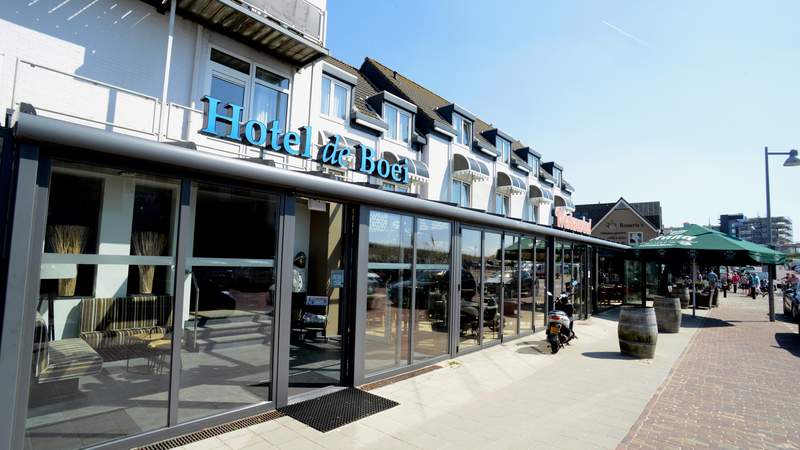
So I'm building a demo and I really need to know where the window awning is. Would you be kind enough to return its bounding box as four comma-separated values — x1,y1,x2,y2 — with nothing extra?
554,193,575,210
452,153,490,183
402,158,429,183
496,171,526,196
529,185,554,204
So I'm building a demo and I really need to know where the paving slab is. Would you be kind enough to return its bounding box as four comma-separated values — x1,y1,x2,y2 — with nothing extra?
619,292,800,450
185,305,709,449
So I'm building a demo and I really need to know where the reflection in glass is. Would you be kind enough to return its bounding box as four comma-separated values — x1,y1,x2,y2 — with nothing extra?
178,184,279,423
288,198,346,396
503,235,519,337
27,162,178,450
519,237,534,333
597,249,625,310
553,240,563,306
563,242,573,306
459,229,481,350
535,238,547,326
482,232,502,344
413,219,451,361
365,211,412,374
210,75,245,137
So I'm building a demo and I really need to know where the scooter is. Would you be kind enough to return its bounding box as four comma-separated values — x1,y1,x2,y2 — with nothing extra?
545,291,576,354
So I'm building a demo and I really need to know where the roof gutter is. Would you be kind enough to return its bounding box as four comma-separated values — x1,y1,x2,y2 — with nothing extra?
13,113,629,250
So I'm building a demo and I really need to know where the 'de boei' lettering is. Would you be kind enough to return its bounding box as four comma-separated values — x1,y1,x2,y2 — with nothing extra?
201,95,408,183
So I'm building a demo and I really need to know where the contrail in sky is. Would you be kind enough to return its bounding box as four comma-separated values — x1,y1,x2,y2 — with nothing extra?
601,20,653,49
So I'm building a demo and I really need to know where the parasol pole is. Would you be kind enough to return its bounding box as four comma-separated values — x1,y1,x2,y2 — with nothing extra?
691,256,697,317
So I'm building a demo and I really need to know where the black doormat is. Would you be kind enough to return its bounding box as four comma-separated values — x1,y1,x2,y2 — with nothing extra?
278,387,398,432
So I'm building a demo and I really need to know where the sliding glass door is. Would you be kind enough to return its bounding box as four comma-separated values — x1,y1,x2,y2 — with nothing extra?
178,183,280,422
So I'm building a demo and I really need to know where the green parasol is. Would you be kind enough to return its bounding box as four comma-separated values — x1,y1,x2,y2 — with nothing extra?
633,224,785,265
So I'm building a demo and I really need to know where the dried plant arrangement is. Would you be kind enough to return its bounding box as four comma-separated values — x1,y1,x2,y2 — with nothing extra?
47,225,88,296
133,231,167,294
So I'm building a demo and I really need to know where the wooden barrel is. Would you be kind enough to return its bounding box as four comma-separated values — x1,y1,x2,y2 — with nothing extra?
653,297,681,333
618,306,658,358
678,288,690,309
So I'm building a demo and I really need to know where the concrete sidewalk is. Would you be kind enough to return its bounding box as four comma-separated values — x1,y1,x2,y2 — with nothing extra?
181,307,709,450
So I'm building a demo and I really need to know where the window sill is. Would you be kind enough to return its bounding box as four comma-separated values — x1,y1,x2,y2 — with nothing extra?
321,114,347,126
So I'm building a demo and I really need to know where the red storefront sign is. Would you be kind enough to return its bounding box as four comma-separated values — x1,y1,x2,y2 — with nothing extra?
555,207,592,234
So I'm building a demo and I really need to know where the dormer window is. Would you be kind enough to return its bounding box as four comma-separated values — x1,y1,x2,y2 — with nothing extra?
529,155,540,177
384,103,412,144
453,113,472,146
321,75,350,121
497,137,511,164
553,167,562,187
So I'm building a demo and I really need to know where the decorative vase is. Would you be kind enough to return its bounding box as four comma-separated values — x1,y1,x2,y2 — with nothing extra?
47,225,88,297
133,231,167,294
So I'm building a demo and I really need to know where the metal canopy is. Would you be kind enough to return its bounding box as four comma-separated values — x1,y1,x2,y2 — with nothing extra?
529,185,554,202
496,171,526,195
452,153,490,182
402,158,429,182
13,113,629,250
159,0,328,67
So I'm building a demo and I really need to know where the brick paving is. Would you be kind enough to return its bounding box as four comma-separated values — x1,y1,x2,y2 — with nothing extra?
619,292,800,450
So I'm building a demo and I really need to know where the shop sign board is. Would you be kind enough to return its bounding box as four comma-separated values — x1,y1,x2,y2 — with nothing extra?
201,96,408,183
555,207,592,234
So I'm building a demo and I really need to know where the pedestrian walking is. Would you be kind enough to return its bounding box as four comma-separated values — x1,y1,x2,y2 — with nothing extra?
731,271,740,293
721,272,729,298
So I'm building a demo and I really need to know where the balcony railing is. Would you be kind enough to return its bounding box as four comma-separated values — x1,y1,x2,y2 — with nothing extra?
9,58,363,181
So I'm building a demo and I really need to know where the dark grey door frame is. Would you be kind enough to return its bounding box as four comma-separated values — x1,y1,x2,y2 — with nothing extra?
0,143,50,450
273,192,295,408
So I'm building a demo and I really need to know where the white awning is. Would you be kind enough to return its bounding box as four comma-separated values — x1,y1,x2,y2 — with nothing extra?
452,153,490,183
402,158,429,183
496,171,526,196
554,193,575,210
529,185,554,204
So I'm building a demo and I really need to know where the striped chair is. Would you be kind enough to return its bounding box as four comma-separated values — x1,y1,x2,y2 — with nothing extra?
79,295,174,360
32,312,103,384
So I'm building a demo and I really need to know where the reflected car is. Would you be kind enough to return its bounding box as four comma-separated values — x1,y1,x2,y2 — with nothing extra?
783,282,799,322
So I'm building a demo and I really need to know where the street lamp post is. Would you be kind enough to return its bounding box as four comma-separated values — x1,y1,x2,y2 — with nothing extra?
764,147,800,322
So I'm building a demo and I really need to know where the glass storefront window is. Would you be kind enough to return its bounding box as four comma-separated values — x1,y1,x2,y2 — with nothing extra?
483,232,502,344
535,238,547,326
413,218,451,361
27,162,179,450
502,235,519,337
178,183,279,422
553,240,563,305
519,237,535,333
365,211,413,374
459,228,481,350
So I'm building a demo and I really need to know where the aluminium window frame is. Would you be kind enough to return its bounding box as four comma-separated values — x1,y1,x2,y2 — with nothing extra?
452,179,471,208
383,103,412,146
497,136,511,165
320,74,351,123
206,46,293,146
453,113,472,148
495,192,509,216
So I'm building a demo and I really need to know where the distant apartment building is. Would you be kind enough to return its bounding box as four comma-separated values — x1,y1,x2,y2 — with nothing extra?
736,216,794,245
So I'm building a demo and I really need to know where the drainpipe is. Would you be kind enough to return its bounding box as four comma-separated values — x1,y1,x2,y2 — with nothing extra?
158,0,177,141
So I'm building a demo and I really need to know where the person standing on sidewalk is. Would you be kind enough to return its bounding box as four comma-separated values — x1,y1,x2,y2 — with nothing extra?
707,269,718,290
731,271,740,293
721,272,729,298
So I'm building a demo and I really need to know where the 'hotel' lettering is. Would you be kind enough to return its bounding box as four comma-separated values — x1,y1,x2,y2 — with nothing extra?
201,95,408,183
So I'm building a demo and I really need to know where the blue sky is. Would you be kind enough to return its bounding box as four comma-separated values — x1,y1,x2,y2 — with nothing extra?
327,0,800,238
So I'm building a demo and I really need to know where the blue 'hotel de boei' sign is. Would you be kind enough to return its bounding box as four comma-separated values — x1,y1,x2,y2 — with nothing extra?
201,96,409,183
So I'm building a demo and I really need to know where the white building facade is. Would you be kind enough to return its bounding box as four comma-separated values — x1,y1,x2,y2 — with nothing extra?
0,2,607,450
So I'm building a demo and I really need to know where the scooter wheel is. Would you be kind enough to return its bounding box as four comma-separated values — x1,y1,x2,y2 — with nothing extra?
550,341,560,354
